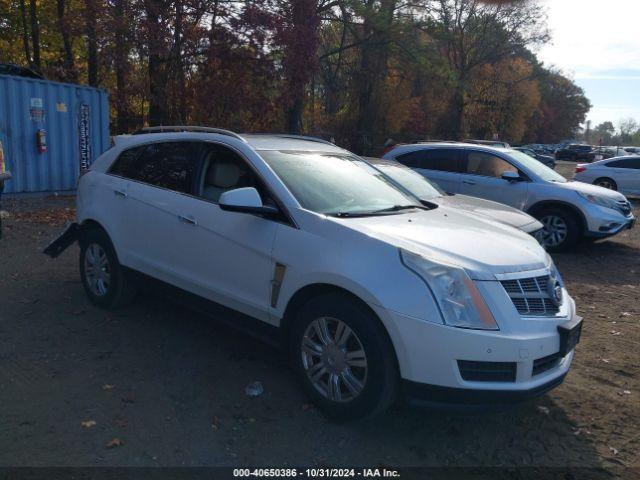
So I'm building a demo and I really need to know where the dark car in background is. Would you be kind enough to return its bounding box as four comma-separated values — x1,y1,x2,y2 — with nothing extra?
514,147,556,169
588,146,631,162
556,144,593,161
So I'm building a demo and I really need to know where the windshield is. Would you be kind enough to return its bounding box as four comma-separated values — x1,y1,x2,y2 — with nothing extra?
259,150,421,216
371,163,444,200
506,150,567,183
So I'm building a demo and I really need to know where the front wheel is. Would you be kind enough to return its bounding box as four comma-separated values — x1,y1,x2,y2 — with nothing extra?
79,228,137,309
535,207,581,252
290,292,399,420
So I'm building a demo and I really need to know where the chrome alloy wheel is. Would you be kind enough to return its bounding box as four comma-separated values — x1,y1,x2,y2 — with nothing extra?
84,243,111,296
540,215,568,248
301,317,368,402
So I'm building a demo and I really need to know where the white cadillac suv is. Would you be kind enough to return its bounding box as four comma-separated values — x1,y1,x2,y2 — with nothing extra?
45,128,582,419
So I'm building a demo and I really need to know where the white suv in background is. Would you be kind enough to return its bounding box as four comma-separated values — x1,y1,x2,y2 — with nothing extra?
383,143,635,251
46,128,581,419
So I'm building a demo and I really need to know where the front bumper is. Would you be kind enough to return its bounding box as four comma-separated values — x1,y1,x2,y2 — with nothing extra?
582,204,635,238
403,372,567,410
372,292,577,406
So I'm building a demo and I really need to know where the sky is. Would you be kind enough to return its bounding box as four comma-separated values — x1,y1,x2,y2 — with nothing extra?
537,0,640,129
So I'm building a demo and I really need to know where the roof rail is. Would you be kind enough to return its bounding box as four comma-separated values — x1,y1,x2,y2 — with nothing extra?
133,126,246,142
244,133,336,146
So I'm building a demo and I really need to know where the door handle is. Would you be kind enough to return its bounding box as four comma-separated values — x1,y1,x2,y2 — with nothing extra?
462,180,476,185
114,189,127,198
178,214,198,226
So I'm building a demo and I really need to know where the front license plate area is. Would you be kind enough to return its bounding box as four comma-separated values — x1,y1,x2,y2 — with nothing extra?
558,318,582,357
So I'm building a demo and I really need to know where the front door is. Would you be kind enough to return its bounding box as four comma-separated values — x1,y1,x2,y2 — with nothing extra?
458,150,529,210
171,143,279,322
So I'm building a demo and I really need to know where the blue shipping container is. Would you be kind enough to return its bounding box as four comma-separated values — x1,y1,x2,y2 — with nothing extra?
0,74,109,193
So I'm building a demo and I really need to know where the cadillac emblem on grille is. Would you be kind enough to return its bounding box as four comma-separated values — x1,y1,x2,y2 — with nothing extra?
547,276,563,307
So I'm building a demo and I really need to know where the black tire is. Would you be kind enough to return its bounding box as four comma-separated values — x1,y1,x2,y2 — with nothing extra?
79,227,137,309
533,206,581,252
289,292,399,420
593,177,617,191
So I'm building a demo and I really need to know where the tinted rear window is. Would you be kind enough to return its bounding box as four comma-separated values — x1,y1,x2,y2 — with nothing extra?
396,148,462,172
109,142,200,194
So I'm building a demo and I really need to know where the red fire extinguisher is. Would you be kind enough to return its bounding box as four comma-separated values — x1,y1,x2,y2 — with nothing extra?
36,129,47,153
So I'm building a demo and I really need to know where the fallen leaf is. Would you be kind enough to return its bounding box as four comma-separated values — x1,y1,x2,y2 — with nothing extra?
81,420,96,428
602,359,610,363
537,406,550,415
609,447,619,455
105,438,124,449
102,384,115,391
620,312,631,317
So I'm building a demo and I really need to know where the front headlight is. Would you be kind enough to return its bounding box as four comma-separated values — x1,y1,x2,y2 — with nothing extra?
547,254,564,287
576,191,618,210
400,250,498,330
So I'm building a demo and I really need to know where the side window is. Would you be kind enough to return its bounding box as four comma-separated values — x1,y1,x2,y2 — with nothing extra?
608,158,640,169
132,142,200,193
396,149,461,172
198,145,273,204
463,151,518,178
109,146,145,178
396,151,423,169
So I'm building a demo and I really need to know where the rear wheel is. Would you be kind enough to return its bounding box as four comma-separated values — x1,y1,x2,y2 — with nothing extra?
79,228,137,309
593,177,617,191
534,207,581,252
290,292,399,420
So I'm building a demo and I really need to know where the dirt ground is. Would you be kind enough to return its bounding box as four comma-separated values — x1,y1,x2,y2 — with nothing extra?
0,164,638,476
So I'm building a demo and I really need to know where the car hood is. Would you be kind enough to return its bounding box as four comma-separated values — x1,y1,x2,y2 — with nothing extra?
555,180,628,202
433,194,542,233
334,207,549,280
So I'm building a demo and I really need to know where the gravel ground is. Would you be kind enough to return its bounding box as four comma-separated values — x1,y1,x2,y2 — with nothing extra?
0,165,638,476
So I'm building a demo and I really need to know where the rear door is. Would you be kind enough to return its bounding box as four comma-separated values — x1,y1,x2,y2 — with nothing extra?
120,141,203,280
458,149,529,209
395,148,464,193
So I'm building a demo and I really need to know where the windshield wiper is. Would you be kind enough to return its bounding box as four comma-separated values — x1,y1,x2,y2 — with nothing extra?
328,204,426,218
370,204,425,213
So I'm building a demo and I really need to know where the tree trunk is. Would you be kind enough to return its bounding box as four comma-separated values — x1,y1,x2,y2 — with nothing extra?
282,0,319,134
172,0,187,123
28,0,40,70
56,0,77,82
146,0,169,125
114,0,129,132
354,0,396,155
85,0,99,86
19,0,31,66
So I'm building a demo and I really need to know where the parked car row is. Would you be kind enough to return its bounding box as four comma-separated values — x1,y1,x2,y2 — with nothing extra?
45,128,588,419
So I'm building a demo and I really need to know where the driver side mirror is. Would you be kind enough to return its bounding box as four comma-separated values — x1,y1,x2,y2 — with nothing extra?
218,187,279,217
501,171,521,182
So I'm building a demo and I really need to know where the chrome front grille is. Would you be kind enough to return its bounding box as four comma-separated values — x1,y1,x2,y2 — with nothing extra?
500,275,560,316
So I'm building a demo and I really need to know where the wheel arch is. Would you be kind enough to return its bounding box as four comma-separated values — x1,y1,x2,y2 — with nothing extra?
526,201,587,234
78,218,111,246
279,283,400,372
593,176,618,189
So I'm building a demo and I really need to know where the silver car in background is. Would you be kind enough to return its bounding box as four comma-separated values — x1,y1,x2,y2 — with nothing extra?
361,157,543,236
382,143,635,251
574,156,640,196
